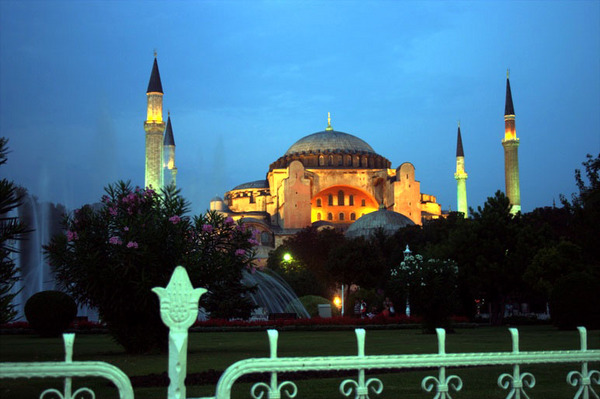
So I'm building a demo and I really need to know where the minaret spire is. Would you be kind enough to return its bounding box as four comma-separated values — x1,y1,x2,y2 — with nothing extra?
454,121,468,217
163,112,177,187
502,71,521,214
144,54,166,190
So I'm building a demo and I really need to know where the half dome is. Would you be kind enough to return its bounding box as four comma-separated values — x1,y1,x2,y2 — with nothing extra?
345,207,415,238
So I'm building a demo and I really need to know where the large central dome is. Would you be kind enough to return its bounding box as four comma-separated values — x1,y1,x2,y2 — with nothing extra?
285,130,376,156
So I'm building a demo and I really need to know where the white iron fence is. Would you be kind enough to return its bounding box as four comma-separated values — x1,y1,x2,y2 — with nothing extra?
1,266,598,399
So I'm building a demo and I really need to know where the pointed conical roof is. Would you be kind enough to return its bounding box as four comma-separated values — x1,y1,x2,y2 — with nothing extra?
164,115,175,146
456,123,464,157
505,76,515,116
147,57,163,94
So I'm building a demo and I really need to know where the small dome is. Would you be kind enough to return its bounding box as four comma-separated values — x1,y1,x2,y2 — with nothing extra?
285,130,376,156
346,207,415,238
231,180,269,190
210,196,223,202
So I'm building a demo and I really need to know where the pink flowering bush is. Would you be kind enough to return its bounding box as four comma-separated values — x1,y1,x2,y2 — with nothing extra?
45,181,256,353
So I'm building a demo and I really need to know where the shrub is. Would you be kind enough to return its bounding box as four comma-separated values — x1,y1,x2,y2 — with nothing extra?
550,272,600,330
292,295,336,317
24,291,77,337
45,182,256,353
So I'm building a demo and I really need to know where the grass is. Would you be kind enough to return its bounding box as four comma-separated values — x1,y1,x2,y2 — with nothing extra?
1,325,598,398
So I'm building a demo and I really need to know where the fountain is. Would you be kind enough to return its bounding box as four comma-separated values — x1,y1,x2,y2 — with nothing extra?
9,195,63,320
242,269,310,319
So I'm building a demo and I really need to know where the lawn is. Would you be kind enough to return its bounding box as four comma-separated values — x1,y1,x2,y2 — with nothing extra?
1,325,598,398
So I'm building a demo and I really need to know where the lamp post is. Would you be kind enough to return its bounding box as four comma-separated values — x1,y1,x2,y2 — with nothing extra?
403,245,412,317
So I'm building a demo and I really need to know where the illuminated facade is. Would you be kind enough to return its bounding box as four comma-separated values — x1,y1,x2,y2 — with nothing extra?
211,115,442,252
454,122,468,217
144,55,177,190
502,72,521,214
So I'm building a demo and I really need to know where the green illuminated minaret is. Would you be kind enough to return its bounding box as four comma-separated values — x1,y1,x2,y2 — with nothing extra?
454,122,468,217
144,54,165,190
163,112,177,187
502,71,521,214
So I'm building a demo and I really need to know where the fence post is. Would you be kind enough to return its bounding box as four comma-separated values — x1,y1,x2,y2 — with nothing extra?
153,266,207,399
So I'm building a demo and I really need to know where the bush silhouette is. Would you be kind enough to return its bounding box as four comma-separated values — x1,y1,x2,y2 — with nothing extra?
550,272,600,330
25,291,77,337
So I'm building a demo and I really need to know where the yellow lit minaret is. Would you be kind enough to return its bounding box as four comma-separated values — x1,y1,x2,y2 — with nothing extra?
502,70,521,214
163,112,177,187
144,53,165,190
454,121,468,217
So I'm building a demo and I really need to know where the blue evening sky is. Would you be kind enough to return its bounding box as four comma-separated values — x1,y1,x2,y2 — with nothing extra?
1,1,599,216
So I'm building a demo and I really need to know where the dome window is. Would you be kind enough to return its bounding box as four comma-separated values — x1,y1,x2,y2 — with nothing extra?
328,194,334,206
327,212,333,221
316,198,322,207
338,190,345,206
351,213,356,220
349,195,354,206
339,213,345,221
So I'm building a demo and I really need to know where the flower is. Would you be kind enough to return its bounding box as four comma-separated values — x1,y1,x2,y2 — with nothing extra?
169,215,181,224
248,238,260,246
109,236,122,245
202,224,213,233
126,241,138,249
109,207,118,216
124,226,129,231
235,249,246,256
225,216,234,225
66,230,78,241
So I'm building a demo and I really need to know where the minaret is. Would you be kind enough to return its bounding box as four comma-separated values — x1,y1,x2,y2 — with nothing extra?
502,70,521,214
144,53,165,190
454,121,468,217
163,112,177,187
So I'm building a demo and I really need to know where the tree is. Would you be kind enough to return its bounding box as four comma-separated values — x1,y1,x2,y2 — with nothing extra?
45,182,256,353
389,253,458,332
561,153,600,269
0,138,29,324
266,227,345,297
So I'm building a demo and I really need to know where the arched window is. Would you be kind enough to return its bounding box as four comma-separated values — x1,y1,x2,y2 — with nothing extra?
349,195,354,206
338,190,344,206
361,199,366,207
327,213,333,221
350,213,356,220
339,213,345,221
316,198,322,207
328,155,334,166
319,155,325,166
345,155,351,166
317,213,321,221
261,231,271,246
337,155,343,166
328,194,334,206
362,156,368,167
353,156,360,167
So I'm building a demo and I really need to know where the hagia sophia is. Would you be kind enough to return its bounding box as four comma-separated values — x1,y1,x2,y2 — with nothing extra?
143,56,521,258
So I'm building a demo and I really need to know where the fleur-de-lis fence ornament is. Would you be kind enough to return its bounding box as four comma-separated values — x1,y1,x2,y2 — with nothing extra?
153,266,207,399
250,330,298,399
497,328,536,399
421,329,463,399
339,329,383,399
39,334,96,399
567,327,600,399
